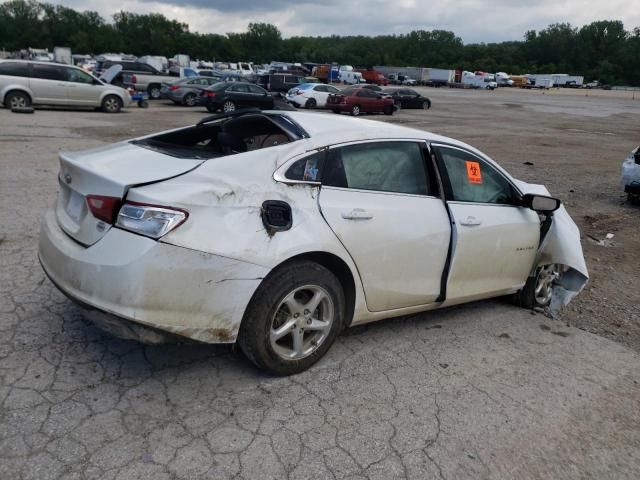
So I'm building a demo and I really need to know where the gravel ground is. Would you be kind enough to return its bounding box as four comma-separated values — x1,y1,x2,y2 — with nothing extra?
1,89,639,479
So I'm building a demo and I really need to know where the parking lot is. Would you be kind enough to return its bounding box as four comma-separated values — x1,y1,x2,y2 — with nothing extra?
1,87,640,479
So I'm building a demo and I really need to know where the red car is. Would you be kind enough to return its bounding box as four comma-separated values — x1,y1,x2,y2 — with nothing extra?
327,86,395,116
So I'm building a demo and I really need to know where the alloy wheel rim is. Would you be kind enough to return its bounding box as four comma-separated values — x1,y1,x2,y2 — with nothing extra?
10,96,26,108
105,98,118,111
534,264,559,305
269,285,334,360
186,94,196,106
223,101,235,112
353,106,360,115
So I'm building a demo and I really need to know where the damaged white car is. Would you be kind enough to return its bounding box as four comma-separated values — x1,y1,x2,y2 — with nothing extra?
621,145,640,204
39,108,588,375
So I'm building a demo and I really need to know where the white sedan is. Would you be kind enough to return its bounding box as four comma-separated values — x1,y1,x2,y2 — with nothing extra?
285,83,341,108
39,109,588,375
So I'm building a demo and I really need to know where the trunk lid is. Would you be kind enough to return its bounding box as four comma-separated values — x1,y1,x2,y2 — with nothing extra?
55,142,204,246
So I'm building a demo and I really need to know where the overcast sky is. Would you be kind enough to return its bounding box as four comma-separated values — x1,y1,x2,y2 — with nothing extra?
47,0,640,43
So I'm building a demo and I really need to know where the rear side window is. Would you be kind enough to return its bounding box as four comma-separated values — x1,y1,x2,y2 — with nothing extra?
0,62,30,77
32,64,67,81
248,84,266,94
323,142,429,195
435,146,517,204
285,152,322,181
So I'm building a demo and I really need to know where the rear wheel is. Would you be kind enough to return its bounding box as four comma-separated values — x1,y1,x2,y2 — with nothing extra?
350,104,361,116
148,85,162,99
519,264,560,309
222,100,236,113
305,98,317,109
383,104,394,115
238,261,345,376
6,91,31,109
184,93,197,106
101,95,122,113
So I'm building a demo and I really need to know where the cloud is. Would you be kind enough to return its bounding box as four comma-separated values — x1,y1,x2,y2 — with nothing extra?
44,0,640,43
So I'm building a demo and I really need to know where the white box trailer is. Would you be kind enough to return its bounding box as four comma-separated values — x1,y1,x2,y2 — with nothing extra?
428,68,455,83
53,47,72,65
527,74,583,87
374,66,428,83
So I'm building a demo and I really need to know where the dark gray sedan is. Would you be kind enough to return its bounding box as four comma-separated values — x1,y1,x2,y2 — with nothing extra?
162,77,220,106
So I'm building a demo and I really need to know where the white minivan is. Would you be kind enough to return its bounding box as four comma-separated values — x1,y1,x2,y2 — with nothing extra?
0,60,131,112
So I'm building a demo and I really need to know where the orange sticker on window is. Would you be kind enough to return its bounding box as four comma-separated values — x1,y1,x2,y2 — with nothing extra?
465,160,482,184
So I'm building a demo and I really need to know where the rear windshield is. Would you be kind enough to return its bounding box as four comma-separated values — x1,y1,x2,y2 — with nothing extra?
131,113,308,159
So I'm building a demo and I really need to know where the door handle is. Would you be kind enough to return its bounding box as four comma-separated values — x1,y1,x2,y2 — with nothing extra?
459,216,482,226
341,208,373,220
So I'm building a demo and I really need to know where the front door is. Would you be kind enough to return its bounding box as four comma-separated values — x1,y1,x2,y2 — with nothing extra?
432,144,540,304
65,67,101,106
318,140,451,312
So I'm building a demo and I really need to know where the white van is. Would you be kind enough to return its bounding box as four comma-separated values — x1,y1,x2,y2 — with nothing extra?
339,70,364,85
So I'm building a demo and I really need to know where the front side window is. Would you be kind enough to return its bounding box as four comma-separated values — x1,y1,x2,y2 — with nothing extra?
67,68,94,84
323,142,429,195
435,146,517,204
247,84,266,94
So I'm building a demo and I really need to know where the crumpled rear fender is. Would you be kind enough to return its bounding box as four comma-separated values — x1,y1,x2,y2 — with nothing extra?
514,180,589,309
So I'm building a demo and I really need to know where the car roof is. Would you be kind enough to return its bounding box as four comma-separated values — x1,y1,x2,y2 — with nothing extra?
275,111,452,148
0,59,76,68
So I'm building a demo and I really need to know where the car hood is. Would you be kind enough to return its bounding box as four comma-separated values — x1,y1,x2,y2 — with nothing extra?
99,64,122,84
514,180,588,312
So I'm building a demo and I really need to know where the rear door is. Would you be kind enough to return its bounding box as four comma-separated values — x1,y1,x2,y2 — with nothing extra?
318,140,451,311
247,84,273,109
227,83,251,107
29,64,68,104
431,144,540,304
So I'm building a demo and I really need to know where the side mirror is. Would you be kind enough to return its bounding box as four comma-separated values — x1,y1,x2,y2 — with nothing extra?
521,193,561,214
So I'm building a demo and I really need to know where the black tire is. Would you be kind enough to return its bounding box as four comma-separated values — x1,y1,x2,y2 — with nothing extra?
305,98,317,109
423,100,431,110
518,264,559,309
350,104,361,116
184,93,197,107
148,85,162,100
238,261,345,376
383,104,394,116
5,91,31,110
101,95,122,113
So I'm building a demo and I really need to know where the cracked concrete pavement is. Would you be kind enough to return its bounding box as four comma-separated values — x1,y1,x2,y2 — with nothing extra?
1,96,640,479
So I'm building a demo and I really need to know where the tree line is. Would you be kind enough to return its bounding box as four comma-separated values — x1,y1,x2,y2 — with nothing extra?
1,0,639,85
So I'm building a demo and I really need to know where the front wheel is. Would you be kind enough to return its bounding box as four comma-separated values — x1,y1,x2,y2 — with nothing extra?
423,100,431,110
518,264,560,309
101,95,122,113
238,261,345,376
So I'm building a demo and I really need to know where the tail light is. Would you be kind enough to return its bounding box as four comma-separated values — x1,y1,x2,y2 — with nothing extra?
203,91,217,97
168,85,179,91
131,74,137,84
116,201,188,239
86,195,121,223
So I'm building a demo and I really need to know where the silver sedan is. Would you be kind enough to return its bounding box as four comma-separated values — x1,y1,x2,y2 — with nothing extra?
163,76,220,106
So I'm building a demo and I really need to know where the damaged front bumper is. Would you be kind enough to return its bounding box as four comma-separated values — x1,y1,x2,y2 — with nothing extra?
515,181,589,310
38,210,269,343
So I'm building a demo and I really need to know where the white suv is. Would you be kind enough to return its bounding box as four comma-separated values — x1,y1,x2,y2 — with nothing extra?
0,60,131,112
286,83,341,108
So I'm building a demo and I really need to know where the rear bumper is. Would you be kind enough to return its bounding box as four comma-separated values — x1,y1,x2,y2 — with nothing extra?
38,210,269,343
